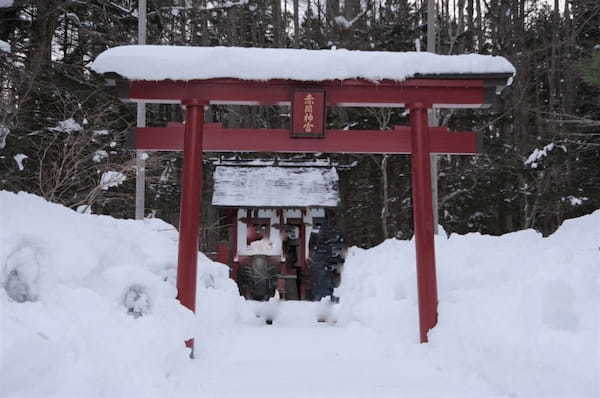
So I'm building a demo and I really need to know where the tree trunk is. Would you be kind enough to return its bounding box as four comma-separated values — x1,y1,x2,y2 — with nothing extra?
344,0,361,20
466,0,474,51
380,154,390,238
475,0,483,52
27,1,63,76
21,1,64,130
272,0,283,47
293,0,299,47
549,0,560,110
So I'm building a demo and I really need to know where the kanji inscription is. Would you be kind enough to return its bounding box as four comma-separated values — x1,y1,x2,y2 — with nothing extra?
292,89,325,138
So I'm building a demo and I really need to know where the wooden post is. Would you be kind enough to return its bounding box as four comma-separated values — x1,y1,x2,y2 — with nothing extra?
427,0,440,234
231,209,239,282
176,99,206,356
408,102,439,343
135,0,147,220
426,0,435,52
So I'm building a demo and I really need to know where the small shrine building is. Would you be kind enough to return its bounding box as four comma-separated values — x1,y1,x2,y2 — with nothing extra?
211,163,339,300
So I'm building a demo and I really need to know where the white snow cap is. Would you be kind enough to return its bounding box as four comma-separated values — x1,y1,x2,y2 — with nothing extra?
212,166,339,208
91,45,516,82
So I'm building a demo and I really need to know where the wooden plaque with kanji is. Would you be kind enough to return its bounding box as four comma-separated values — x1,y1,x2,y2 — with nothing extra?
291,89,326,138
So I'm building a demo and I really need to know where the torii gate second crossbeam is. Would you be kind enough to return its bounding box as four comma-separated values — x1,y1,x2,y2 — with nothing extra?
92,46,514,353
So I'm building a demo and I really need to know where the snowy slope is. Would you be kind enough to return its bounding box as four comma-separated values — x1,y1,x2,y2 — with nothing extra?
0,191,245,398
1,191,598,397
335,216,599,397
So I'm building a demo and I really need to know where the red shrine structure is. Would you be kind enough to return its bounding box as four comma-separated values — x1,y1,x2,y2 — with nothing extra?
211,162,340,301
92,46,514,347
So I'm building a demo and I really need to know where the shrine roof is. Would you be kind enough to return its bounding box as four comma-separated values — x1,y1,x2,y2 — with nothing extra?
211,166,339,208
91,45,515,83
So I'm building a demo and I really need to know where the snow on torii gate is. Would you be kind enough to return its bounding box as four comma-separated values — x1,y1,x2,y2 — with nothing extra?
92,46,514,347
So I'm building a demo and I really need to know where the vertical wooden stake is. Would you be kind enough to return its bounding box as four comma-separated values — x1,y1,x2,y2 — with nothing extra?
408,103,439,343
427,0,440,234
135,0,147,220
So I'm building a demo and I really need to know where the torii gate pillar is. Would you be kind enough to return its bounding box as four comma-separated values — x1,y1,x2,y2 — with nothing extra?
176,99,206,355
409,103,439,343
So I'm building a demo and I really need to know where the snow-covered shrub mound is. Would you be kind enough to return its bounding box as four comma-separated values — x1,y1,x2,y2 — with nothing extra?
0,191,244,397
335,213,599,397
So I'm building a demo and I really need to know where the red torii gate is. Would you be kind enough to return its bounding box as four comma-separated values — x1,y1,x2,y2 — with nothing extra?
102,61,511,347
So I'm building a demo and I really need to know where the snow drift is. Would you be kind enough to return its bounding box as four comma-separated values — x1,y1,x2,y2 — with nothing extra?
0,191,244,398
1,190,598,397
334,214,599,397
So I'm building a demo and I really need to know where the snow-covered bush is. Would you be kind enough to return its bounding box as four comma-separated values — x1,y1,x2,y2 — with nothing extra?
2,241,41,303
122,284,151,317
4,269,32,302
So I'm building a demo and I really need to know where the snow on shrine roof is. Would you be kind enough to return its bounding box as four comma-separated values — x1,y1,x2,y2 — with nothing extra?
212,166,339,208
91,45,515,83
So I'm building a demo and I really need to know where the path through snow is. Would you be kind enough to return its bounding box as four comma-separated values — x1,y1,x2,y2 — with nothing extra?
177,301,498,398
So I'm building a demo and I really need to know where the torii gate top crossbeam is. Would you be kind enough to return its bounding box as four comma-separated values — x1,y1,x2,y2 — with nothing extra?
106,76,512,109
91,45,514,108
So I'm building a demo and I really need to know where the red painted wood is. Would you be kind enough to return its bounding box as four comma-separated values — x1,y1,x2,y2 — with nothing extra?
127,78,489,107
292,89,326,137
136,126,184,150
231,261,239,284
408,103,439,343
123,75,501,344
230,209,238,282
136,124,479,154
176,99,206,355
217,243,229,266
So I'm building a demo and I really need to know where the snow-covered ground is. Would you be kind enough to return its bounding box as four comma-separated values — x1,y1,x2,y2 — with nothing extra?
1,191,598,397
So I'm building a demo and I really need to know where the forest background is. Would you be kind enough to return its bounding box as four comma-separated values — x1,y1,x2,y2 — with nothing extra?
0,0,598,250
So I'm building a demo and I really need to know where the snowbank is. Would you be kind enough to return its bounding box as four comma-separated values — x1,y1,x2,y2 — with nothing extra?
0,191,244,398
335,213,600,397
91,45,515,83
2,190,598,397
